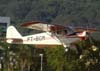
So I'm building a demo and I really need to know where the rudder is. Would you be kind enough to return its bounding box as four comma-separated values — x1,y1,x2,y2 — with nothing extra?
6,26,22,39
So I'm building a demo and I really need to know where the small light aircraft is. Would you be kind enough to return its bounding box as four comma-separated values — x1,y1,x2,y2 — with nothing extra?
6,21,98,51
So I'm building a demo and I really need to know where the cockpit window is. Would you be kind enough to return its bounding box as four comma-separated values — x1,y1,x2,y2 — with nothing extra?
52,29,68,36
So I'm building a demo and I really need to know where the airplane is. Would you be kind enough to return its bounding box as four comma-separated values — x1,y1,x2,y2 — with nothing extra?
6,21,99,52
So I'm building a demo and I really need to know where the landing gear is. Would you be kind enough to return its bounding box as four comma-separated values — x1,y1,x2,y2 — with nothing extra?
65,47,69,52
62,43,69,52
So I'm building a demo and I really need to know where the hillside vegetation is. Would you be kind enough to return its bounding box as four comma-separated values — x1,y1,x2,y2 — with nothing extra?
0,0,100,27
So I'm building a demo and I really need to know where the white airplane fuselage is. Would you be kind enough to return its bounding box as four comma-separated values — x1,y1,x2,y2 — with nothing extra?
6,26,81,47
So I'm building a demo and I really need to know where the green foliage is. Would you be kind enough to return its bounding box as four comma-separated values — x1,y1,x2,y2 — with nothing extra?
0,39,100,71
45,46,66,71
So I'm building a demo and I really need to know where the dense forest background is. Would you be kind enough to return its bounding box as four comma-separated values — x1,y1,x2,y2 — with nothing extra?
0,0,100,26
0,0,100,71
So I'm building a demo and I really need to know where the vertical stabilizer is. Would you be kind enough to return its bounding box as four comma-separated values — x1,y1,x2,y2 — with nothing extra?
6,26,22,39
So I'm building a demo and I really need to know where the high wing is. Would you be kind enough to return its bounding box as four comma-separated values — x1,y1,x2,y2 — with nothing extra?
21,21,66,32
73,27,99,33
21,21,100,37
21,21,51,31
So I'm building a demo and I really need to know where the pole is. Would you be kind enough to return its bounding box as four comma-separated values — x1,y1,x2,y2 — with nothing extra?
0,57,3,71
39,54,43,71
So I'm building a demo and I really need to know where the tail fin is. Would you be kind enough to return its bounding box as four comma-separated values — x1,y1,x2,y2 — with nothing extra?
6,26,22,39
